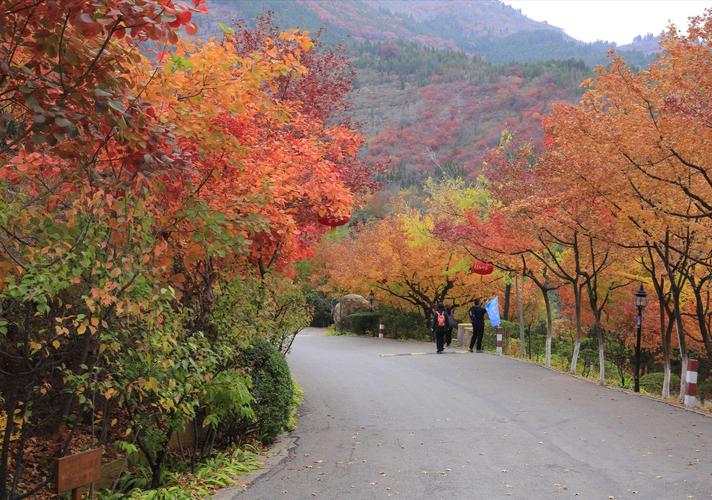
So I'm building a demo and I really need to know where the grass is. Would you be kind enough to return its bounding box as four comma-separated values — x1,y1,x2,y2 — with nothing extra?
287,379,304,432
98,375,307,499
324,325,359,336
98,447,262,499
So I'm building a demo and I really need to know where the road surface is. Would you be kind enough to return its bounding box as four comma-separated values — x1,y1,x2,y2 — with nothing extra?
224,329,711,499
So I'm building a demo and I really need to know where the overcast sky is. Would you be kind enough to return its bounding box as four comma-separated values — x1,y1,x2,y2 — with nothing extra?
502,0,711,44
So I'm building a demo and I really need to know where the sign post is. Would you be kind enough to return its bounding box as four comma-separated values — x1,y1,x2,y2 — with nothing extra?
56,448,102,500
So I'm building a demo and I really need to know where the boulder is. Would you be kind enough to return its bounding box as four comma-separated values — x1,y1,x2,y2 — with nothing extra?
333,294,371,324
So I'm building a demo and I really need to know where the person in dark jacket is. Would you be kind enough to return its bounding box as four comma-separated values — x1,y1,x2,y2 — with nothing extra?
445,305,457,347
432,303,448,353
468,298,487,352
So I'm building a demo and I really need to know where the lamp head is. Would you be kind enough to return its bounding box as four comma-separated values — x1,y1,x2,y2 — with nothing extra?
634,283,648,309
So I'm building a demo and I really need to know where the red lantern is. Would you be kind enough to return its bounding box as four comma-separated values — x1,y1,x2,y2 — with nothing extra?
470,261,494,275
317,214,350,227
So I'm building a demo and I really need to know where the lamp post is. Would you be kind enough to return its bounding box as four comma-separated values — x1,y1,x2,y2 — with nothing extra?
368,290,375,311
633,284,648,393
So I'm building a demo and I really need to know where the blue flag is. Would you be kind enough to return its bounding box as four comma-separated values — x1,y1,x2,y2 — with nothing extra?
486,296,501,327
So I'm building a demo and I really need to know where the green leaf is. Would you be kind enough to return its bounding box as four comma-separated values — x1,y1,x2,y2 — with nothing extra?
107,99,126,114
219,22,235,35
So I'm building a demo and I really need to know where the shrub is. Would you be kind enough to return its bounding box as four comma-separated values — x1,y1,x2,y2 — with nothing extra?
640,372,681,396
341,311,380,335
377,305,429,340
305,289,333,327
698,378,712,403
238,338,294,444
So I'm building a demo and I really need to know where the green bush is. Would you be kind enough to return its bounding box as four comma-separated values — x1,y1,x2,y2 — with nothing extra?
305,289,333,327
239,338,294,444
697,378,712,403
640,372,681,395
376,305,429,340
341,311,380,335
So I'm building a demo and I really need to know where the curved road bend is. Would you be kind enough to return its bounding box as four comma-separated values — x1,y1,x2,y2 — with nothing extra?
221,328,711,500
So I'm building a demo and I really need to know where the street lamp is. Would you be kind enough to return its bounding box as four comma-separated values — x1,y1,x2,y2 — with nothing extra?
368,290,375,311
633,283,648,393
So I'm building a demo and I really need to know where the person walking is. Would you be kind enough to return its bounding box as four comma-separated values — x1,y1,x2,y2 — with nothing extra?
432,303,448,353
445,305,457,347
468,299,487,352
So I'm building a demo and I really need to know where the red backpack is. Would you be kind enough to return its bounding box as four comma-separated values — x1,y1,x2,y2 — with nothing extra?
436,311,446,327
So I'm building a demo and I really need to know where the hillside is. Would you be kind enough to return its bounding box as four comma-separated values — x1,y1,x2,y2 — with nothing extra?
200,0,652,66
348,43,590,183
620,33,661,54
194,1,653,184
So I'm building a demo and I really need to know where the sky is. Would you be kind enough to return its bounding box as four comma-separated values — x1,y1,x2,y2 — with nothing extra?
502,0,711,45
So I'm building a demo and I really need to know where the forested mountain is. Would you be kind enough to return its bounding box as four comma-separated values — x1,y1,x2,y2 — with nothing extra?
349,42,590,182
196,1,654,183
620,33,661,54
201,0,653,66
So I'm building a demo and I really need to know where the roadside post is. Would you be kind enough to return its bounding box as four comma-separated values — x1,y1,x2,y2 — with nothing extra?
379,320,384,339
684,359,699,408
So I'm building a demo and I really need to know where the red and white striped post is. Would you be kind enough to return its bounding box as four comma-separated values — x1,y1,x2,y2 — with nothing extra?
496,327,503,356
684,359,699,408
379,320,384,339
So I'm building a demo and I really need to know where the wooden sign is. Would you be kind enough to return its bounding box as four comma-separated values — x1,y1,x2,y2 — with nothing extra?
470,261,494,275
56,448,102,498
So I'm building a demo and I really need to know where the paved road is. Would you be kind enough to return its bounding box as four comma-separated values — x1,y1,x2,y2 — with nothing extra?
227,329,711,500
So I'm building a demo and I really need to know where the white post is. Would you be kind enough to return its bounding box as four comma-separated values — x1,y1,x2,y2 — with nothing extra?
496,327,503,356
379,320,384,339
684,359,699,408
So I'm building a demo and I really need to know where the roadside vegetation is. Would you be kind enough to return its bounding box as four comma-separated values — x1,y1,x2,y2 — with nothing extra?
0,4,376,498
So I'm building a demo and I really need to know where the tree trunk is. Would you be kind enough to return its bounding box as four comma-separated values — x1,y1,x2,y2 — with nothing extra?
691,278,712,358
662,311,674,398
543,287,553,368
672,294,687,400
0,387,18,500
503,282,511,321
596,321,605,385
516,275,526,354
151,463,162,489
569,282,582,374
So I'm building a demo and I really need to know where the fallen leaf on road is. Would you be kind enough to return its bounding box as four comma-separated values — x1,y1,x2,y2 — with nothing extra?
314,460,323,464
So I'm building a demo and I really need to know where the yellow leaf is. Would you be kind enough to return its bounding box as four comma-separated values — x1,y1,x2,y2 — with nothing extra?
144,377,159,391
52,340,60,349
